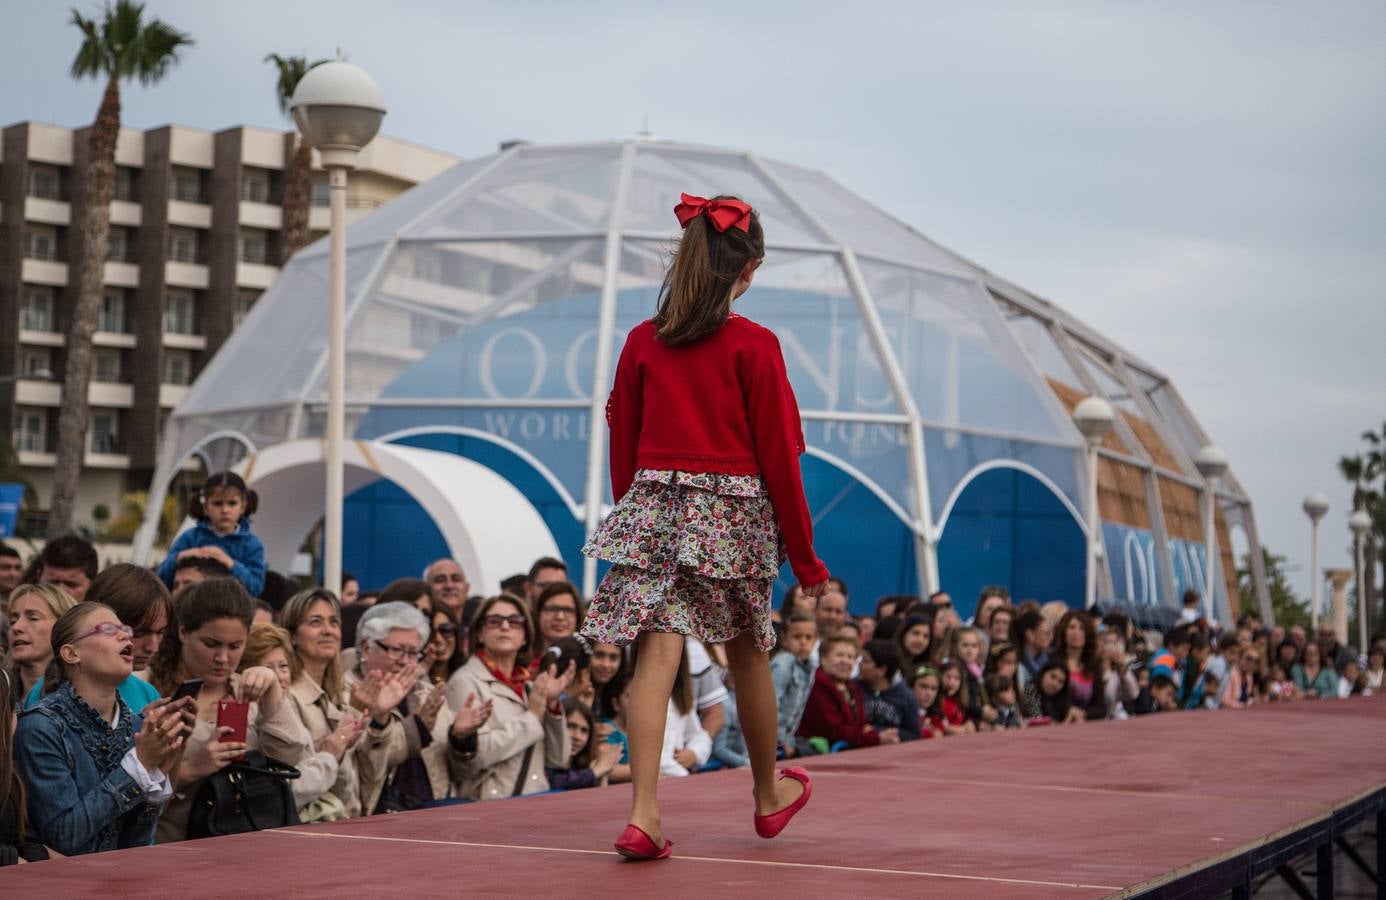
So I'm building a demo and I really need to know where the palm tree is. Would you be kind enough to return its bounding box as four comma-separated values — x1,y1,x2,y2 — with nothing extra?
266,53,329,259
49,1,192,537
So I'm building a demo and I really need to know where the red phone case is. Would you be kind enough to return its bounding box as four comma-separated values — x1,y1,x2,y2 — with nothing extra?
216,697,250,761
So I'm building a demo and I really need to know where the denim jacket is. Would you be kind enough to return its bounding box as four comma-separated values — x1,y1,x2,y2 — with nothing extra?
14,682,162,855
770,651,815,750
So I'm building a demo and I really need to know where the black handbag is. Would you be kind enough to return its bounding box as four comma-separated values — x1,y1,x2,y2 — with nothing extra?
187,751,302,838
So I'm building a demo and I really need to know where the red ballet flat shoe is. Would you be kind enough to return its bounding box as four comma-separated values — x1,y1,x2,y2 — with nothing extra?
614,823,672,860
754,766,813,839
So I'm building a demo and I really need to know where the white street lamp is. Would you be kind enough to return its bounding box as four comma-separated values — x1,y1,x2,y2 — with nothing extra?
290,61,386,596
1073,396,1114,610
1349,508,1372,653
1302,492,1329,629
1194,444,1228,623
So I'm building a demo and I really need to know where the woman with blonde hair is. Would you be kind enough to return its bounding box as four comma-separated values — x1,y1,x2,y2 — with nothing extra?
6,584,78,704
277,589,373,820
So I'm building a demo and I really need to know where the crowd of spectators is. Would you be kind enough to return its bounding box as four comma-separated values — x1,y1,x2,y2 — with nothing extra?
1,525,1381,865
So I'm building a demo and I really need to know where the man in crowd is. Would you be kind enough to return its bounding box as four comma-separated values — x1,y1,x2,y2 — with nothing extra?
22,534,98,601
425,557,470,617
172,555,232,592
1316,622,1355,671
809,587,849,668
527,556,569,603
0,543,19,650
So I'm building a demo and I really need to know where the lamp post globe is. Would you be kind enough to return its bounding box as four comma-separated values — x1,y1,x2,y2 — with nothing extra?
289,61,386,168
1073,396,1115,446
1302,492,1329,522
1194,444,1229,481
1349,509,1372,537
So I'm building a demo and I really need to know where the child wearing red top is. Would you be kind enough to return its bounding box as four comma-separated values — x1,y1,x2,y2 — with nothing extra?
580,194,828,860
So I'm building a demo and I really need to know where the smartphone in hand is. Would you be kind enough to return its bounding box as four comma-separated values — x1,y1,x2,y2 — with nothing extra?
216,697,250,762
169,678,204,703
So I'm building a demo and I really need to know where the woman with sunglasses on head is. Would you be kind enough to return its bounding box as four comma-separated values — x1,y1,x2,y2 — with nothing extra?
426,601,466,685
348,602,489,813
15,602,194,855
445,595,574,801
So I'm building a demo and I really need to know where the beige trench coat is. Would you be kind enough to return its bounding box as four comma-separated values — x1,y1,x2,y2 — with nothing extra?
445,655,569,801
344,668,474,814
287,674,381,819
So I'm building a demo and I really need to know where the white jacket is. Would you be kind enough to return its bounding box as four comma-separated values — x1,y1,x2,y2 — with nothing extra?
660,699,711,777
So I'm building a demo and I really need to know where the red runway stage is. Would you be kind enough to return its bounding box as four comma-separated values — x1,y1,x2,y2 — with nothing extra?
5,696,1384,898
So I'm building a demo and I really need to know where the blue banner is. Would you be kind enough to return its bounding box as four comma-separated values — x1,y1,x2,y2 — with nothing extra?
0,483,22,538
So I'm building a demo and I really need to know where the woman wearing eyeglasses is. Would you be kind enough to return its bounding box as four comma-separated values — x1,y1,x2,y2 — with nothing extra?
531,581,584,665
147,579,312,842
446,595,574,801
15,602,194,855
348,602,490,814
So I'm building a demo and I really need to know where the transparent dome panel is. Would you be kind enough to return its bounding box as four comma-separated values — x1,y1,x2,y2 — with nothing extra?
804,420,916,524
331,239,608,404
994,302,1088,404
736,250,900,415
177,245,385,415
411,145,622,237
861,261,1077,443
297,156,497,255
925,426,1084,523
761,160,970,272
623,145,830,246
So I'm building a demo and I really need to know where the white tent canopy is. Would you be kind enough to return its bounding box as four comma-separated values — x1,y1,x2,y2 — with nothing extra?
163,438,559,595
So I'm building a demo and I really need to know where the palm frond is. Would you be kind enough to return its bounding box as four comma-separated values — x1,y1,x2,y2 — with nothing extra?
68,8,107,79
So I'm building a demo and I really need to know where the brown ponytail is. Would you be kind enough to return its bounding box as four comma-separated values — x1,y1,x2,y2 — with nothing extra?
653,196,764,346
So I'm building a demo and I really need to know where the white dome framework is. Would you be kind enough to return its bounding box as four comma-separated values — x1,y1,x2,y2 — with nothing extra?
136,137,1270,622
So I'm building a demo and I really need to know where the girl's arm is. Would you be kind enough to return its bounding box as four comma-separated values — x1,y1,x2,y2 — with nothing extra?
605,336,642,504
227,534,266,598
744,333,828,587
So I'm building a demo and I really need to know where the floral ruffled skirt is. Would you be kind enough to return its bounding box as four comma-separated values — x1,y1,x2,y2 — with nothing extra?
580,469,781,651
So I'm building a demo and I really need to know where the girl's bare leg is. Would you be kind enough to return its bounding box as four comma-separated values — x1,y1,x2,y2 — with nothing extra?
626,631,684,844
723,631,805,815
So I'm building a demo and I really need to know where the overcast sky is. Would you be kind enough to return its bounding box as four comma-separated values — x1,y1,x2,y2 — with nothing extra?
6,1,1383,605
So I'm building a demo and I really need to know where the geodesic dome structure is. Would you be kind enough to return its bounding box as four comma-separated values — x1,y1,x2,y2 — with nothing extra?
142,137,1270,621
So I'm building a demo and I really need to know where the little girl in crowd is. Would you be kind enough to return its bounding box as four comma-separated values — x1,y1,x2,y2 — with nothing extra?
157,472,266,598
908,666,943,738
580,193,827,860
937,659,976,735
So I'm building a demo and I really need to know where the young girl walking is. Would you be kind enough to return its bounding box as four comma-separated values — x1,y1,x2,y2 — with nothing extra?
580,193,829,860
157,472,266,597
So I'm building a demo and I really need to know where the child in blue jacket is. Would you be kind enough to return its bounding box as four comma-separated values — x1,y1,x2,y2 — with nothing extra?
157,472,265,597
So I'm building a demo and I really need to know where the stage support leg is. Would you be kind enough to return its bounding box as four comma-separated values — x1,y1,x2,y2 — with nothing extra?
1317,839,1334,899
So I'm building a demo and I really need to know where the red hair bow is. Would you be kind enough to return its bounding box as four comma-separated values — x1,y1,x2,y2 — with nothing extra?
674,192,752,233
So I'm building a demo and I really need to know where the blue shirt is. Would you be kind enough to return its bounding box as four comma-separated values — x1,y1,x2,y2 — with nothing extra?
26,674,161,714
156,518,266,597
599,718,629,764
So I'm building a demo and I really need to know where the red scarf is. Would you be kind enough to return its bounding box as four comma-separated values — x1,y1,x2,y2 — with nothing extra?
477,649,531,699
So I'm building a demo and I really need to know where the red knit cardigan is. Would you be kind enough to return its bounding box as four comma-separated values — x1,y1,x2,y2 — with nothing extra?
605,315,829,586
